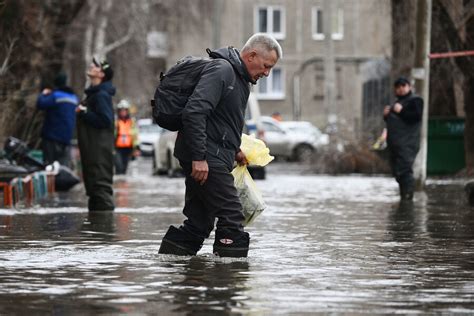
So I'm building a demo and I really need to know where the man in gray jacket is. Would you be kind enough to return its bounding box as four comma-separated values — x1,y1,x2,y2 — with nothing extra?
159,33,282,257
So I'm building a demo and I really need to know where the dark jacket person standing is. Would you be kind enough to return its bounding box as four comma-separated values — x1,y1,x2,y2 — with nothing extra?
384,77,423,201
77,58,116,211
159,33,282,258
36,73,78,167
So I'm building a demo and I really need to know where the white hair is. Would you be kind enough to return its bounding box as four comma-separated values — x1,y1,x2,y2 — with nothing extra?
242,33,283,59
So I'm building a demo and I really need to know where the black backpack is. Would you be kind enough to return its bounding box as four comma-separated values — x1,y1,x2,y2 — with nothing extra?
151,49,221,131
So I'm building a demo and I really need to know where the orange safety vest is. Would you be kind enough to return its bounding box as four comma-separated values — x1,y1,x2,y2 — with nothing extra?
115,119,134,148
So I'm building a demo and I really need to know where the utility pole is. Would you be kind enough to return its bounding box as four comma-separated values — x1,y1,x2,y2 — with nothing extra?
212,0,222,49
293,0,304,121
323,0,336,126
413,0,432,190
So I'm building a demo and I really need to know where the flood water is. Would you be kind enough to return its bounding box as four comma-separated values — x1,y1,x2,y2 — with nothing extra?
0,159,473,315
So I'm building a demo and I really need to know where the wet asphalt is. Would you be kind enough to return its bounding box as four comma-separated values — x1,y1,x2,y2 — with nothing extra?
0,158,473,315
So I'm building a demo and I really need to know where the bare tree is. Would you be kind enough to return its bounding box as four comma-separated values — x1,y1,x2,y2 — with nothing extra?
0,0,85,146
0,36,18,76
83,0,136,67
436,0,474,174
66,0,214,118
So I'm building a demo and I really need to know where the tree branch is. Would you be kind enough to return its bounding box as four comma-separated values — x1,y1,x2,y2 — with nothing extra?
437,0,474,73
100,23,135,56
456,0,474,30
0,36,18,76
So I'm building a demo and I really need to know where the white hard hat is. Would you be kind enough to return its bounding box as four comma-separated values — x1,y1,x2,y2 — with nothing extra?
117,99,131,109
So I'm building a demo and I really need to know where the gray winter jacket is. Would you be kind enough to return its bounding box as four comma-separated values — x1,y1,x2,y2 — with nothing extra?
174,47,253,170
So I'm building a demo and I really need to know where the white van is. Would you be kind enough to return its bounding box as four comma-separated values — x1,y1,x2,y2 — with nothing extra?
152,92,266,179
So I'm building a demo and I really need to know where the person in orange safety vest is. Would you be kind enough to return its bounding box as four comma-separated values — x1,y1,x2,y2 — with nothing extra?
114,99,139,174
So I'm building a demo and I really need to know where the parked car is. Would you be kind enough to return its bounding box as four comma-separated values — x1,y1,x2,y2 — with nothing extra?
152,129,180,176
279,121,329,147
259,116,329,162
137,118,163,156
152,92,267,179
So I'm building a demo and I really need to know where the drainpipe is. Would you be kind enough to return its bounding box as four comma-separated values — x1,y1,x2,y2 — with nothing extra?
293,75,301,120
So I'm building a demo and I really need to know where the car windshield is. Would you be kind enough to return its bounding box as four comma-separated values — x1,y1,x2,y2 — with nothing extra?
261,121,284,133
139,124,162,134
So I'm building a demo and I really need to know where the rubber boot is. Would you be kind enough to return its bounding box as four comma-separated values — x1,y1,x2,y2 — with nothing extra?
465,181,474,206
88,196,115,212
399,185,414,201
213,228,249,258
159,225,203,256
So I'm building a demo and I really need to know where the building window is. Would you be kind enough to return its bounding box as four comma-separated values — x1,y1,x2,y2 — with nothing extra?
331,8,344,40
311,7,344,41
313,65,324,100
256,68,285,100
255,6,285,40
312,7,324,40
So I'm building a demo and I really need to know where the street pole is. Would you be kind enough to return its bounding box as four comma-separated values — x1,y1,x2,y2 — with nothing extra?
413,0,432,190
212,0,222,49
293,75,301,120
323,0,336,126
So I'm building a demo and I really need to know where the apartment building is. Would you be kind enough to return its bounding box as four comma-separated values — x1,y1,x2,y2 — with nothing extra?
163,0,392,137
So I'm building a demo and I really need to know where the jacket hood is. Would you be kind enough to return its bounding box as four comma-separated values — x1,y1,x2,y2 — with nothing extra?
209,47,254,84
85,80,116,96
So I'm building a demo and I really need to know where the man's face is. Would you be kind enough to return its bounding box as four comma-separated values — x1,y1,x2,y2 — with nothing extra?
394,83,411,97
87,63,104,80
243,49,278,82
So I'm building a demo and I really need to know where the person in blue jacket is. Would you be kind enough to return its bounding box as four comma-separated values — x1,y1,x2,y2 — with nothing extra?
36,73,78,167
76,58,116,212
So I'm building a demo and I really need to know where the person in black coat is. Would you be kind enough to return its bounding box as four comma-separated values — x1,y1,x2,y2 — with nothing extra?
384,77,424,201
76,58,116,212
159,33,282,258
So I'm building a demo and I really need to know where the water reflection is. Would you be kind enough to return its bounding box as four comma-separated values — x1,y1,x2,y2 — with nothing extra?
115,179,131,208
161,257,250,315
425,184,474,241
387,201,418,242
81,211,133,241
0,213,86,239
82,211,115,239
1,160,474,314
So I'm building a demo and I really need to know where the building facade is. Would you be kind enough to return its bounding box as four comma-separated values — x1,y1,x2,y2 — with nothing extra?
163,0,392,138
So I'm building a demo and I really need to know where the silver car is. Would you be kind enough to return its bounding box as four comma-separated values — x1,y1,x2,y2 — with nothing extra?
259,117,329,162
137,118,163,156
